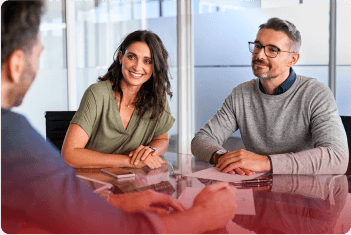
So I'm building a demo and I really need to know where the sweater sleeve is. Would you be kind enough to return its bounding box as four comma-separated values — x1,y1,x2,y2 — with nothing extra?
270,82,349,174
191,88,239,162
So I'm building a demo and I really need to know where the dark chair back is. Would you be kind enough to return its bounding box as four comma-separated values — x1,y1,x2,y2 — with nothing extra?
45,111,76,151
341,116,351,175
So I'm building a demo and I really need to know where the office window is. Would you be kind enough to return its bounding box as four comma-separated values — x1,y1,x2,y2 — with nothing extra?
13,1,68,138
71,0,178,152
336,0,351,116
194,0,331,135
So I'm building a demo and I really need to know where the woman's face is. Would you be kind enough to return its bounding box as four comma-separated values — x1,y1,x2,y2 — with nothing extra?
119,41,153,89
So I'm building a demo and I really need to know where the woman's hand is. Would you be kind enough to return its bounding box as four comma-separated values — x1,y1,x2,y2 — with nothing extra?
128,145,164,166
126,156,165,170
129,160,147,169
108,190,186,216
143,154,165,169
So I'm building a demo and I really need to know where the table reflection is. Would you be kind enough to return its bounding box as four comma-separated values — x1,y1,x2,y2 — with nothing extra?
233,175,348,233
165,153,350,234
76,153,351,233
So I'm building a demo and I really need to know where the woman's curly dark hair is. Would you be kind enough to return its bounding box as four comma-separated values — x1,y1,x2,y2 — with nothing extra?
98,30,172,120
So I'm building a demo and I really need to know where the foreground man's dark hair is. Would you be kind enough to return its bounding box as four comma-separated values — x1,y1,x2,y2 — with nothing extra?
1,0,45,65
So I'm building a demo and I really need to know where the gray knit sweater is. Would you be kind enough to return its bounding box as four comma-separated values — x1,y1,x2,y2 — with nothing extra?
191,75,349,174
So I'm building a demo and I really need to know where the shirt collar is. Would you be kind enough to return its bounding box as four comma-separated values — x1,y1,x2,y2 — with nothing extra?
259,68,296,95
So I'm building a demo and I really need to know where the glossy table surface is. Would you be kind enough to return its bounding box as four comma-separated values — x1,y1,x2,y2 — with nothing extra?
76,152,351,234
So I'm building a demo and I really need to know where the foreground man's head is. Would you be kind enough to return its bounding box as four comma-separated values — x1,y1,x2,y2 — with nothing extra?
1,1,44,109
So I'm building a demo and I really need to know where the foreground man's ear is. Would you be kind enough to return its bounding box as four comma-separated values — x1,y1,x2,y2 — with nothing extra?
7,49,26,84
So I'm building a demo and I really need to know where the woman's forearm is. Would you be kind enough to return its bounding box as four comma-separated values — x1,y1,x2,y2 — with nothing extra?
62,148,135,168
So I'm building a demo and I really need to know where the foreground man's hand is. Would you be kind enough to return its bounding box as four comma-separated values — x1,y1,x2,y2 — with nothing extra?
217,149,271,174
161,182,237,233
192,182,237,229
108,190,186,216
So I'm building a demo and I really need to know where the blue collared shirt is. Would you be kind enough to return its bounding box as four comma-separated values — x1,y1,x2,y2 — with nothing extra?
259,68,296,95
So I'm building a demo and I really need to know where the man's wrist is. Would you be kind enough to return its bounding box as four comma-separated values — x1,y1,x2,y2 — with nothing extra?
211,150,228,164
267,155,273,172
161,206,211,234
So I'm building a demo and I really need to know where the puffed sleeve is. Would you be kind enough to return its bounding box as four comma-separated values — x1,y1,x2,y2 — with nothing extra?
153,98,175,137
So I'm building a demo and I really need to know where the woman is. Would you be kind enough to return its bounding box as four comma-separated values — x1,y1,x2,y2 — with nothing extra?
62,30,174,169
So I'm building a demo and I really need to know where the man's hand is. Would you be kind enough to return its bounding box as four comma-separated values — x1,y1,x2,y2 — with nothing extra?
217,149,271,174
160,182,237,234
225,168,256,176
192,182,237,230
108,190,186,216
129,145,165,168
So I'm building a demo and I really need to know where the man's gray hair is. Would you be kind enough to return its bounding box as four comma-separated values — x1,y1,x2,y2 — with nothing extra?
259,17,301,52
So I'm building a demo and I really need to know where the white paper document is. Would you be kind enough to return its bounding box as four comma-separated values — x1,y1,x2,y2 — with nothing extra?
185,167,266,182
178,187,256,215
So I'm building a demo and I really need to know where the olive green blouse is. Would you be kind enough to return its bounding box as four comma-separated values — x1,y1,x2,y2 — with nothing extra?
71,80,175,155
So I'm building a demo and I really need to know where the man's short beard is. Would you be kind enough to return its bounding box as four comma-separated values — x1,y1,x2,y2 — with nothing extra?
258,75,274,80
251,59,274,80
252,68,274,80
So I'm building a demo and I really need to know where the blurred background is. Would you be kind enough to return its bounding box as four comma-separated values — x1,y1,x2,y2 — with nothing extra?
13,0,351,154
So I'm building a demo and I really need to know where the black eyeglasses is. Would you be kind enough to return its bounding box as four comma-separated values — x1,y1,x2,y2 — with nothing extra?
248,42,295,58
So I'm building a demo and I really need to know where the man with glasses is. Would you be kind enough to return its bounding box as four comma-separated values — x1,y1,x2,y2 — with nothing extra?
192,17,348,175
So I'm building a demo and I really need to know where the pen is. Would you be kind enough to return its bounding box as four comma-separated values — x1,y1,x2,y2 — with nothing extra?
235,183,271,188
231,181,271,186
241,179,272,184
232,181,272,189
235,184,272,191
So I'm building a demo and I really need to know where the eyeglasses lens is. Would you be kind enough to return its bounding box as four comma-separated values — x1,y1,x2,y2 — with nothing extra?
249,43,278,58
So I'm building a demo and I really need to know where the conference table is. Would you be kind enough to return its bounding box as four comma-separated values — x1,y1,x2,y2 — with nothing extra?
76,152,351,234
